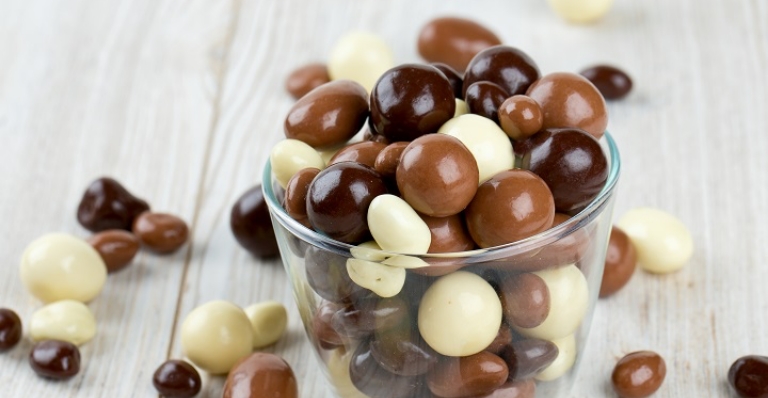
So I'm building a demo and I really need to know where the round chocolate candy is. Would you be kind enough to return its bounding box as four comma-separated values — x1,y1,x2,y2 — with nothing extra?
612,351,666,398
327,32,394,94
501,273,550,329
373,141,408,178
617,207,693,274
430,62,464,99
463,46,540,97
328,141,387,168
580,65,632,100
285,62,330,100
396,134,478,217
370,64,455,142
535,334,576,381
501,338,559,380
180,300,253,374
600,226,637,298
427,351,509,398
498,95,543,141
0,308,22,351
417,17,501,73
420,213,475,253
526,72,608,139
29,340,81,380
465,81,508,124
349,341,425,398
87,230,140,273
230,185,279,259
152,359,202,398
132,212,188,254
305,246,363,303
519,127,608,213
284,80,369,149
284,167,320,225
465,169,555,248
306,162,387,244
223,353,298,398
728,355,768,398
77,177,150,232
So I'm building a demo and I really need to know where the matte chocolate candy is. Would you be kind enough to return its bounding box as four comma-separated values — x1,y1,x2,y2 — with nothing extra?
152,359,202,398
580,65,632,100
501,273,550,329
331,296,408,339
417,17,501,72
612,351,666,398
600,226,637,298
370,64,455,142
729,355,768,398
519,128,608,213
87,230,140,273
466,169,555,248
498,95,543,141
465,81,508,124
463,46,540,98
285,62,331,100
284,80,369,149
0,308,22,351
526,72,608,139
284,167,320,224
420,213,475,253
132,212,188,253
475,379,536,398
305,245,363,303
369,320,438,376
328,141,388,168
431,62,464,99
349,341,425,398
501,338,559,380
396,134,478,217
306,162,387,243
373,141,408,178
223,353,298,398
29,340,81,380
230,185,279,258
77,177,150,232
427,351,509,398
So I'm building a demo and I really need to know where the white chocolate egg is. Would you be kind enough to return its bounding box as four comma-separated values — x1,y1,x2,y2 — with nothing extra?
617,207,693,274
328,32,394,94
438,114,514,184
244,301,288,349
270,139,325,189
30,300,96,346
181,300,253,374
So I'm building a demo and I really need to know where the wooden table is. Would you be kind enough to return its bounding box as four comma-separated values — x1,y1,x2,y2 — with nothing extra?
1,0,766,396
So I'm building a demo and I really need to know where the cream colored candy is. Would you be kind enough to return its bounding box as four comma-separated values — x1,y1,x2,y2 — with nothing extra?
454,99,469,117
20,233,107,303
381,255,429,269
547,0,614,24
327,32,394,93
617,207,693,274
244,301,288,349
270,139,325,188
180,300,254,374
536,334,576,381
418,271,502,357
350,241,389,262
346,258,405,298
514,264,589,341
438,114,515,184
367,194,431,254
327,348,370,398
30,300,96,346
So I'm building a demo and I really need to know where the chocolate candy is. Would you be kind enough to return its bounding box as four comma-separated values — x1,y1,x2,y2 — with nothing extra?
370,319,438,376
600,226,637,298
465,81,508,124
519,127,608,213
370,64,455,142
420,213,475,253
284,80,369,149
463,46,540,97
430,62,464,99
501,273,550,329
29,340,81,380
328,141,387,168
230,184,280,258
465,169,555,248
348,341,425,398
312,302,346,350
285,62,330,100
617,207,693,274
87,230,140,273
498,95,543,141
331,296,408,339
485,325,513,355
180,300,253,374
244,301,288,348
427,351,509,398
0,308,22,350
477,379,536,398
396,134,478,217
305,246,362,303
526,72,608,139
535,334,576,381
307,162,387,243
152,359,202,398
20,233,107,303
30,300,96,346
580,65,632,100
270,139,325,188
438,114,515,184
284,167,320,225
548,0,614,24
728,355,768,398
132,211,189,253
328,32,394,93
77,177,150,232
373,141,408,178
223,352,298,398
612,351,666,398
417,17,501,72
501,338,559,380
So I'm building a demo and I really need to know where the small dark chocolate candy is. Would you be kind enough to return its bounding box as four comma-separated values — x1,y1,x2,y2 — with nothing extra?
501,339,559,380
29,340,81,380
0,308,22,351
580,65,633,100
152,359,202,398
77,177,150,232
430,62,464,99
230,185,279,259
331,296,408,339
728,356,768,398
465,81,508,124
463,46,540,98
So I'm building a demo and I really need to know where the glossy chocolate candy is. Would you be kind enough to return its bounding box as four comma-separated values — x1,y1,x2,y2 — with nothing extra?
417,17,501,72
29,340,81,380
612,351,666,398
349,341,426,398
498,95,543,141
0,308,22,350
370,64,455,142
465,81,508,124
463,46,540,98
223,353,298,398
77,177,150,232
427,351,509,398
580,65,633,100
132,212,188,254
230,185,279,259
501,273,550,329
328,141,387,168
729,355,768,398
519,128,608,213
420,213,475,253
152,359,202,398
305,245,363,303
431,62,464,99
600,226,637,298
501,339,559,380
312,302,346,350
373,141,408,179
285,63,330,100
87,230,140,273
284,167,320,225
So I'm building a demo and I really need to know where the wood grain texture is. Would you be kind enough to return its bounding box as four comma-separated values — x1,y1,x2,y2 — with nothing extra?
1,0,767,396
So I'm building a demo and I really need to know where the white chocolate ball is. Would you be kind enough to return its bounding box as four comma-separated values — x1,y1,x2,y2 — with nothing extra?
547,0,614,24
454,99,469,117
367,194,431,254
181,300,253,374
438,114,515,184
328,32,394,94
418,271,502,357
270,139,325,189
536,334,576,381
30,300,96,346
20,233,107,303
617,207,693,274
244,301,288,349
346,258,406,298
